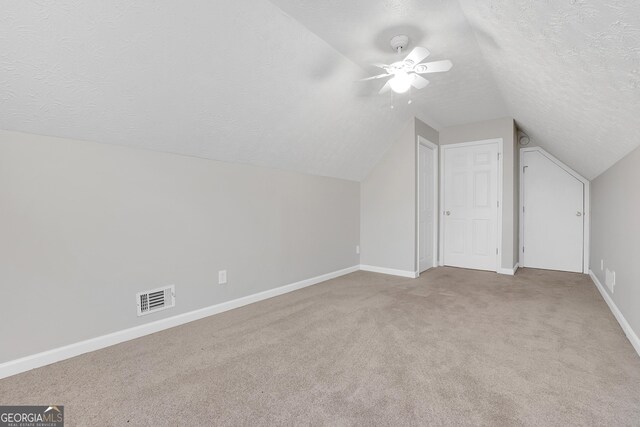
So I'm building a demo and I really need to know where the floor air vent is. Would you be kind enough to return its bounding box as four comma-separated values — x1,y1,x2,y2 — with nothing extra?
136,285,175,316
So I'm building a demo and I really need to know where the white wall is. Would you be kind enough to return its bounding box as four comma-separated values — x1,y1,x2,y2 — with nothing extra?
0,130,360,363
590,145,640,342
439,117,518,270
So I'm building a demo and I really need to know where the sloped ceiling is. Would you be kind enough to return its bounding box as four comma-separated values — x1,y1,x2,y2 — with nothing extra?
458,0,640,179
269,0,508,127
0,0,426,181
1,0,638,180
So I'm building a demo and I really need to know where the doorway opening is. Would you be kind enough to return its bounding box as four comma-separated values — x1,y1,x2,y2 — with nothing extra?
417,136,438,274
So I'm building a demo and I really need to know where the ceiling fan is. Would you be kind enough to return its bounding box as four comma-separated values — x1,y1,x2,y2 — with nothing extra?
361,35,453,94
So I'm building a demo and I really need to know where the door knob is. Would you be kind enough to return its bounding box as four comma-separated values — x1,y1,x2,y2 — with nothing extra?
576,212,582,216
445,211,451,216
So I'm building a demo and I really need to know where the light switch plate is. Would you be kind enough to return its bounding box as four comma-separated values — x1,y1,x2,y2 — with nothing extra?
218,270,227,285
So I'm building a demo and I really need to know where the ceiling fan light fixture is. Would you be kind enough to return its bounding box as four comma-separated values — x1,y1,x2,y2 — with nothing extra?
363,36,451,95
389,71,412,93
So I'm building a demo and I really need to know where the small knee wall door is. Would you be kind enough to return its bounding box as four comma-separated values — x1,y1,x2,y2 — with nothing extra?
521,148,589,273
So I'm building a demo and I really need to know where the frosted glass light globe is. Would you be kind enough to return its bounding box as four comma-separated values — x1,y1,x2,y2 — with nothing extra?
389,71,412,94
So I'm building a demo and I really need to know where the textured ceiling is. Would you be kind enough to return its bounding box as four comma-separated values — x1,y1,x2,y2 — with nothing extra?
458,0,640,178
1,0,639,180
269,0,509,127
0,0,427,181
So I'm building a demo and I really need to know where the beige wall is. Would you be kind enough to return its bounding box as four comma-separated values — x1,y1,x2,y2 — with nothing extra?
591,145,640,339
440,117,518,270
415,117,439,145
0,130,360,363
360,118,440,274
360,120,417,273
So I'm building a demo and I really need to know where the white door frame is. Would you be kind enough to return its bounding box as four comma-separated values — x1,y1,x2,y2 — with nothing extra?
519,146,590,274
416,136,438,273
439,138,503,273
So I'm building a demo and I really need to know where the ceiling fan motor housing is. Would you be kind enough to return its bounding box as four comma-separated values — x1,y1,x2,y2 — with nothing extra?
390,35,409,53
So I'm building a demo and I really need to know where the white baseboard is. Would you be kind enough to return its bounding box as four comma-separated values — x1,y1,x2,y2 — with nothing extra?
498,263,519,276
589,270,640,358
0,265,359,380
359,264,418,278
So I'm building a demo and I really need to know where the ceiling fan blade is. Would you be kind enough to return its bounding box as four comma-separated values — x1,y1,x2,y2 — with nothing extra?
404,47,430,65
379,80,391,94
415,59,453,74
411,74,430,89
359,73,391,81
371,63,389,69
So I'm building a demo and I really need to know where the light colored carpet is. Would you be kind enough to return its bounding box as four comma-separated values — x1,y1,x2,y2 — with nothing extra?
1,267,639,425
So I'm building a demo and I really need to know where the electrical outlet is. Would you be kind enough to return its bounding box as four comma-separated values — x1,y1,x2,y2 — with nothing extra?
356,245,360,254
218,270,227,285
605,269,615,293
601,259,604,271
612,272,616,292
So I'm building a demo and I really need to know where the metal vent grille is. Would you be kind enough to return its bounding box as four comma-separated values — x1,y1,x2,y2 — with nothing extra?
136,285,175,316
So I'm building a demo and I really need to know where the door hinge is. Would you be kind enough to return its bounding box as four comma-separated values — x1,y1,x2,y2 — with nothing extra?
496,248,498,255
522,246,525,253
523,165,528,173
523,206,525,213
497,200,500,208
497,153,500,160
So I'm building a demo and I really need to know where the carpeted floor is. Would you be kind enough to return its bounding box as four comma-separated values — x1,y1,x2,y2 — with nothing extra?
1,267,639,425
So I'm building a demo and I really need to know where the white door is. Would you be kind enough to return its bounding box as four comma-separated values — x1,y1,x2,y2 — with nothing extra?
442,142,499,271
419,142,436,273
522,150,584,272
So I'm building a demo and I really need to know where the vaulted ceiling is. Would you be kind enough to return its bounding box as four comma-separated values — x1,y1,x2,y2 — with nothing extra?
459,0,640,179
1,0,638,180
